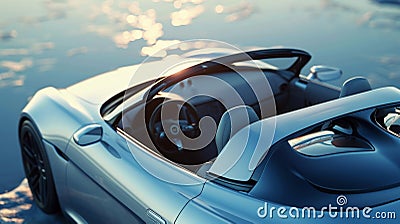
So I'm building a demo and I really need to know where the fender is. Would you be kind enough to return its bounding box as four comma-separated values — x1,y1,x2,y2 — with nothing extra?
19,87,100,152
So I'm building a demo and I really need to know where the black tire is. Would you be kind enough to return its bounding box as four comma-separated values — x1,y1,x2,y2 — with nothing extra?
19,119,60,214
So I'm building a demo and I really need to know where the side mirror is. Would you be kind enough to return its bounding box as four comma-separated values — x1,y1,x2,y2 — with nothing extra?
308,65,342,81
73,124,103,146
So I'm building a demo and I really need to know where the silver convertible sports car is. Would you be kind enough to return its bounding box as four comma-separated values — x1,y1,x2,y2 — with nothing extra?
19,47,400,223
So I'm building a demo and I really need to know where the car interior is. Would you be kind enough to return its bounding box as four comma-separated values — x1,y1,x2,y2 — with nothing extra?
92,46,400,214
95,44,400,198
115,57,385,171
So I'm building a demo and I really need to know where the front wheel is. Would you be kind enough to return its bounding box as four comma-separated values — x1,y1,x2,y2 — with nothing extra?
19,120,60,214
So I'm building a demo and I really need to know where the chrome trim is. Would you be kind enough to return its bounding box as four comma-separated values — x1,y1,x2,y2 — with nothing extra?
288,130,334,150
147,209,166,224
73,124,103,146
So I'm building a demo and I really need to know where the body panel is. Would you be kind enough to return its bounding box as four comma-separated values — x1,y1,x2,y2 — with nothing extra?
210,87,400,181
20,87,98,152
67,56,203,105
42,140,69,214
18,48,400,223
64,124,205,223
177,181,399,223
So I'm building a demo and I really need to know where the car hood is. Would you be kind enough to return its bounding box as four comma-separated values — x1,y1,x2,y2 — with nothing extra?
65,51,234,105
65,47,279,106
66,62,155,105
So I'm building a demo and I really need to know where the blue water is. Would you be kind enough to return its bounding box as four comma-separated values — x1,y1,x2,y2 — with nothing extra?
1,0,400,192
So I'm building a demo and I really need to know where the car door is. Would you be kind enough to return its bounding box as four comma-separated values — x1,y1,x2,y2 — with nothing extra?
64,123,205,223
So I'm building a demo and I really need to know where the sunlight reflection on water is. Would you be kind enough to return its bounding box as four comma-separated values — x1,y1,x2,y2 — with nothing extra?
1,0,399,89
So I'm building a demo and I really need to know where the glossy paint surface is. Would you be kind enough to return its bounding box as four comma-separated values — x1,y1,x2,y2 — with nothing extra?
1,0,400,195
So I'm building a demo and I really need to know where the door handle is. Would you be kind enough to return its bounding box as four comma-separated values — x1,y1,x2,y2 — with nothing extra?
73,124,103,146
147,209,166,224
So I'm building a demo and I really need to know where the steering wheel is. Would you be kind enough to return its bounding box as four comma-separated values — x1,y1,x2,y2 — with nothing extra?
148,99,201,160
